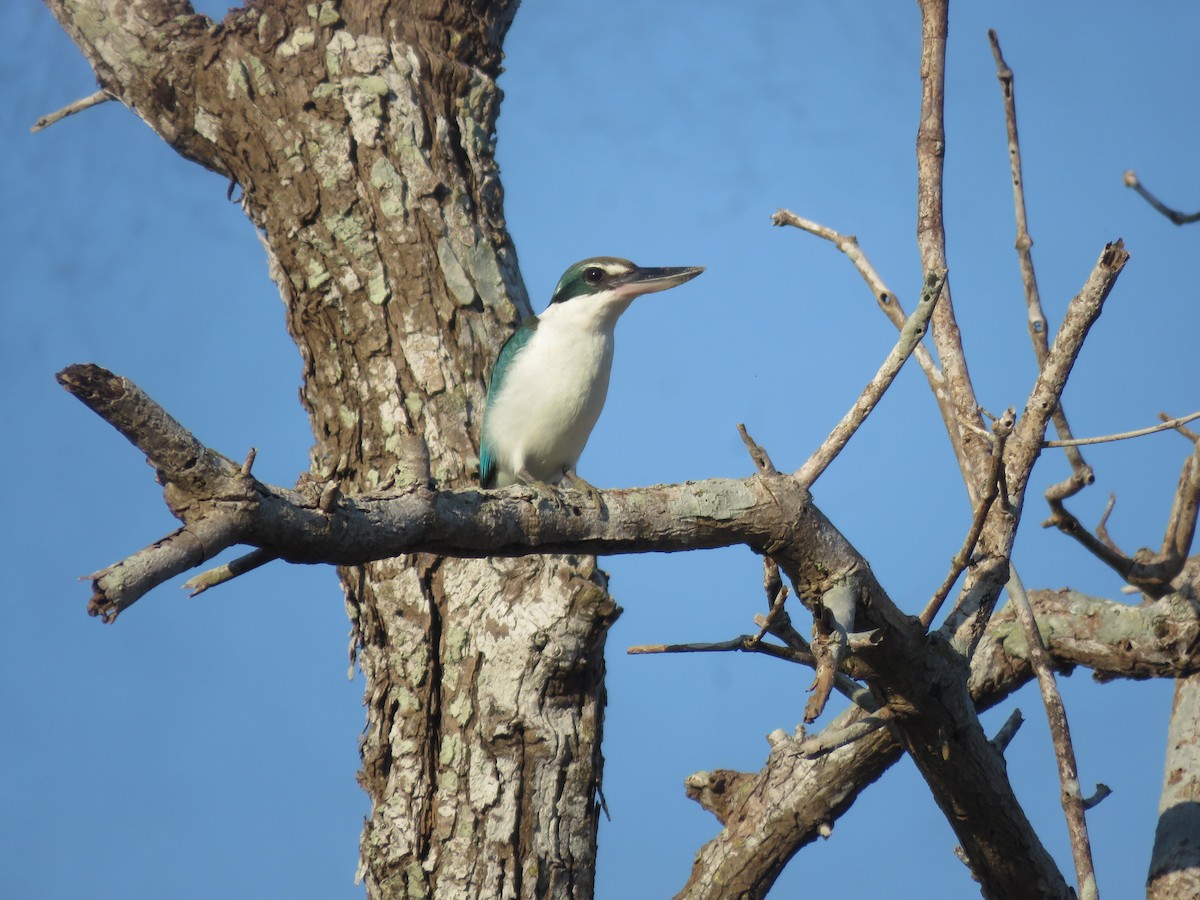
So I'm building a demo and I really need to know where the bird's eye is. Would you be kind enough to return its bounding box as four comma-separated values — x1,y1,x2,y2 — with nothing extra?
583,267,604,284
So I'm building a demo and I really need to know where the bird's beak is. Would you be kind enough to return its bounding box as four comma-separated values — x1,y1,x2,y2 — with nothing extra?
614,265,705,298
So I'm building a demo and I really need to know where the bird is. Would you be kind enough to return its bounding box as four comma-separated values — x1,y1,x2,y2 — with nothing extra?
479,256,704,492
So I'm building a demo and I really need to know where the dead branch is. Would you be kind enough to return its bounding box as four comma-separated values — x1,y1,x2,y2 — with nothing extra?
916,0,990,505
796,269,946,487
681,581,1200,898
770,209,942,383
1125,170,1200,225
1163,410,1200,444
31,89,113,133
920,408,1014,628
1006,567,1098,900
794,713,892,758
988,30,1090,481
990,708,1024,754
1045,411,1200,448
947,240,1127,665
1046,439,1200,598
625,638,876,712
183,547,277,597
55,363,843,620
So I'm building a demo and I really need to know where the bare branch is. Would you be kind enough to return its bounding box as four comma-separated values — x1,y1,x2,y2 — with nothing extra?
916,0,989,505
683,582,1200,898
946,243,1127,659
1046,440,1200,597
86,519,243,622
804,579,856,723
30,89,113,133
1045,411,1200,448
737,423,780,476
750,558,791,642
626,637,876,712
183,547,277,597
921,408,1014,628
42,0,228,174
1006,567,1098,900
796,269,946,487
1006,241,1129,498
1082,784,1112,811
795,713,891,758
771,209,982,490
56,364,242,493
1095,494,1122,553
677,703,902,899
771,209,940,375
988,30,1090,482
1125,170,1200,225
57,363,849,619
1162,410,1200,444
990,708,1024,754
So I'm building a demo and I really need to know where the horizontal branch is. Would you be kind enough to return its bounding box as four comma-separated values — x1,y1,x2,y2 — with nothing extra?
58,363,844,620
1045,411,1200,448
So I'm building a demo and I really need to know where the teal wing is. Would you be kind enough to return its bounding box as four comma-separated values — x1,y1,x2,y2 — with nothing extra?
479,315,538,487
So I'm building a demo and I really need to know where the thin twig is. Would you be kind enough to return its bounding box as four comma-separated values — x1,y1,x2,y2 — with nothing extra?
771,208,989,503
796,269,946,487
1124,170,1200,226
1082,784,1112,811
183,547,278,596
31,89,114,133
737,423,780,476
750,557,791,643
772,210,944,394
1095,494,1121,553
990,708,1024,755
627,637,877,712
1044,411,1200,448
920,409,1014,628
988,30,1089,479
1006,565,1099,900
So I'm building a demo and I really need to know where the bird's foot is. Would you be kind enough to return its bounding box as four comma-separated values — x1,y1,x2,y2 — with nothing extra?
559,469,604,508
513,469,570,510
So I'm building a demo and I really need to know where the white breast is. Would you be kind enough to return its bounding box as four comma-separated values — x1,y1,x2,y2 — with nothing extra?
484,295,630,486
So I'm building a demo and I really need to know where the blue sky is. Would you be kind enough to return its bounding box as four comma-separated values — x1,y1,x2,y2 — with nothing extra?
5,3,1200,897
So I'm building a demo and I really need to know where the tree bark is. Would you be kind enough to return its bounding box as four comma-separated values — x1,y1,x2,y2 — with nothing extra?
43,1,611,896
1149,669,1200,898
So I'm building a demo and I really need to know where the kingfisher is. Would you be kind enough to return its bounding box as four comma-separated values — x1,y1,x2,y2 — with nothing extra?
479,256,704,491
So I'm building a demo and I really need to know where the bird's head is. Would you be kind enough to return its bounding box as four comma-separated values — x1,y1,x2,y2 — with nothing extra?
549,257,704,320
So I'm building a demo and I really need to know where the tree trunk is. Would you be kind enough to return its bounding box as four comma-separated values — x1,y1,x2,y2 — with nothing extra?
1148,673,1200,900
44,1,612,896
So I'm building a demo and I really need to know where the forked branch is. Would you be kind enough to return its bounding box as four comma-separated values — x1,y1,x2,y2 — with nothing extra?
1046,437,1200,597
